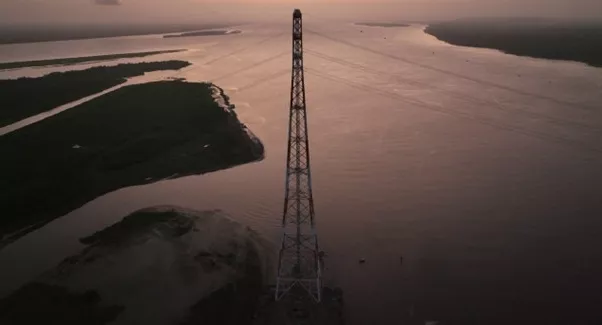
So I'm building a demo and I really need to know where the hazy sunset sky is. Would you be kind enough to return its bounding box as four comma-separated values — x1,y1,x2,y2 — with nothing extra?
1,0,601,24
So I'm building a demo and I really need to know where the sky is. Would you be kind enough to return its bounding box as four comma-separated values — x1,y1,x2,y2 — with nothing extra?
1,0,601,25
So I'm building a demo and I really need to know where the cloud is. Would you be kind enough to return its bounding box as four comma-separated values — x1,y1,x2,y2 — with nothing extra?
95,0,121,5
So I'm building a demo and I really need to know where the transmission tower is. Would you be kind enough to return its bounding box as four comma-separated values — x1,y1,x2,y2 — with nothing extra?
275,8,322,303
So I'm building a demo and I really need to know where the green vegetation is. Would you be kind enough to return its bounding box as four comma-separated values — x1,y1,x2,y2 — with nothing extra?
0,81,264,245
0,61,190,127
164,30,241,38
425,18,602,67
0,50,186,70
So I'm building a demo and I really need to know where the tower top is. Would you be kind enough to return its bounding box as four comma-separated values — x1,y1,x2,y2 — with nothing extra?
293,9,302,18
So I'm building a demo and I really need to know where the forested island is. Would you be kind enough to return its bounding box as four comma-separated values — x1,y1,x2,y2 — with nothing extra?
0,81,264,247
0,61,190,127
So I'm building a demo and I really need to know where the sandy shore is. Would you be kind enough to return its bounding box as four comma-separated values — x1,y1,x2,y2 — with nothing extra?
0,206,275,325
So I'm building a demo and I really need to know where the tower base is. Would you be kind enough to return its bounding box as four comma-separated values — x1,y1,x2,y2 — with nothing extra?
254,286,344,325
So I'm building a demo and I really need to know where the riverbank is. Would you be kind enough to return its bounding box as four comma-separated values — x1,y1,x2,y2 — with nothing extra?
425,18,602,68
0,23,231,44
0,207,273,325
0,50,187,70
164,29,242,38
355,22,410,28
0,61,191,127
0,80,264,247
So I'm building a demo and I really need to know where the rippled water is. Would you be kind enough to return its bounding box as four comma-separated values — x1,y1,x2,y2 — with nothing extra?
1,20,602,324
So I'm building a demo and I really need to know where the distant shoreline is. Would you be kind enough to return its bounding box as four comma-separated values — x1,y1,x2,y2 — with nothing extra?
0,23,232,45
0,49,187,70
163,29,242,39
425,18,602,68
355,22,410,28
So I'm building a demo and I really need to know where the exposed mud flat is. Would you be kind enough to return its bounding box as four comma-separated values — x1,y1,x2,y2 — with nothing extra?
0,207,275,325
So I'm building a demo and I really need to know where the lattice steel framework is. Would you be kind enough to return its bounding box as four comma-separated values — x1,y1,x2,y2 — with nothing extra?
275,8,322,303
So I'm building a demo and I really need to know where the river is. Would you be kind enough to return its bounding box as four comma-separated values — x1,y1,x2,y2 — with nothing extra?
1,20,602,324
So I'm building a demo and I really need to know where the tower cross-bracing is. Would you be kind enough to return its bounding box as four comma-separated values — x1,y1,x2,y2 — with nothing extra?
275,8,322,303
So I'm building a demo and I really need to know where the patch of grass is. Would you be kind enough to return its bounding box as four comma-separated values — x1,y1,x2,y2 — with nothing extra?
0,50,186,70
0,60,191,127
0,81,263,244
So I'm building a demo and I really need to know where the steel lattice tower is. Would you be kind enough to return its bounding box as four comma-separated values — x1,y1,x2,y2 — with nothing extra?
275,8,322,303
